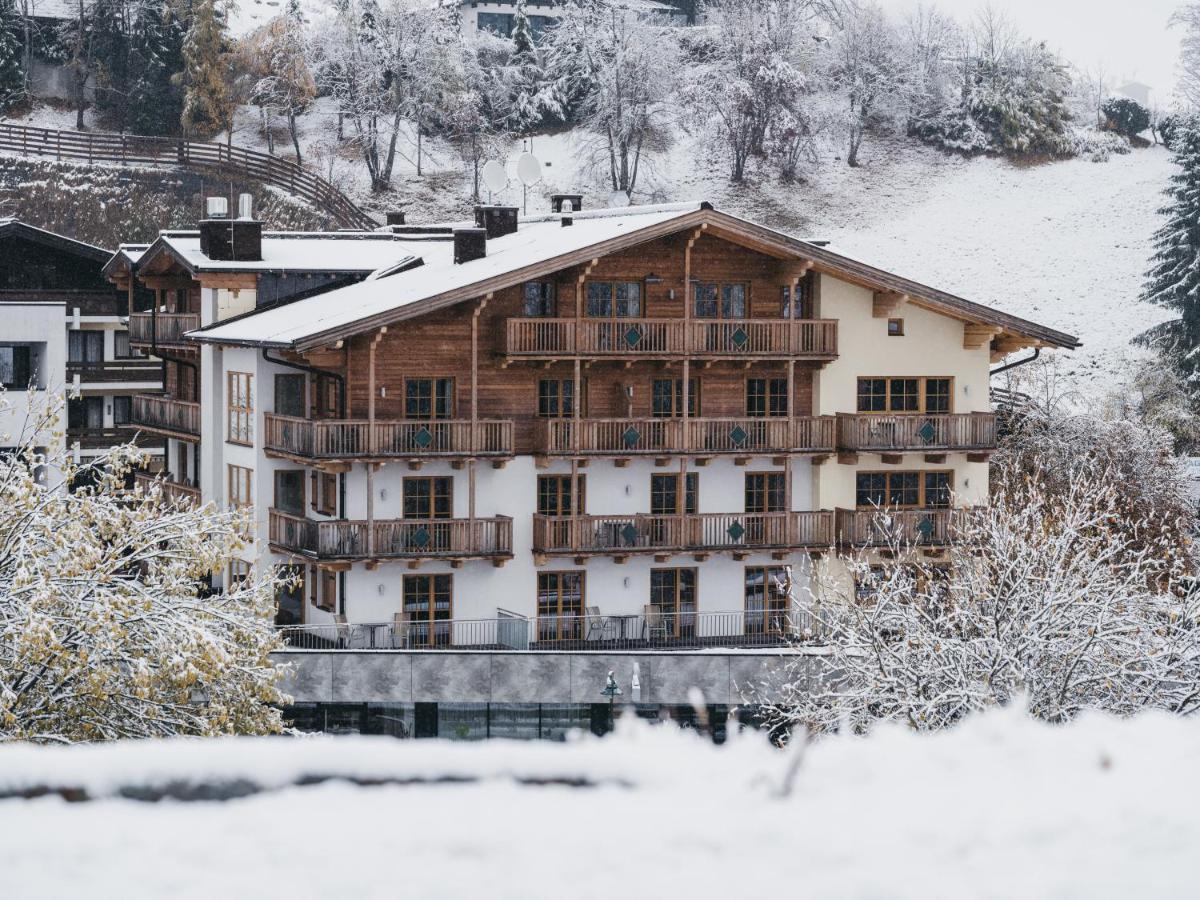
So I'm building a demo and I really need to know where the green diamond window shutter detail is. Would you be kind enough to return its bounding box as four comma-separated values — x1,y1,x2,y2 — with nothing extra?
729,424,749,447
623,426,641,447
730,326,749,349
410,526,431,549
413,426,433,449
918,419,937,444
620,523,639,545
624,325,643,348
916,515,935,540
727,520,746,541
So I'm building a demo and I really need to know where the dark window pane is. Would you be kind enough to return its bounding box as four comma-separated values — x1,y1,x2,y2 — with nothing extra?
856,473,887,507
275,374,306,418
722,284,746,318
857,378,887,412
925,472,952,508
693,283,718,318
925,378,952,413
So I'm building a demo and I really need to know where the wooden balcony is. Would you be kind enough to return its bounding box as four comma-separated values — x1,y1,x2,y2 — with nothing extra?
67,359,162,385
537,416,835,458
128,312,200,348
269,509,513,564
263,414,515,464
130,394,200,441
836,413,997,455
532,511,834,558
505,318,838,360
66,427,162,452
835,508,966,548
134,471,201,506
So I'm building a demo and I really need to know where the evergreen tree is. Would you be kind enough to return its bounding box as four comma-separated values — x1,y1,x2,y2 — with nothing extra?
1138,117,1200,388
129,0,185,135
0,0,24,112
512,0,534,57
92,0,133,129
506,0,558,133
177,0,232,139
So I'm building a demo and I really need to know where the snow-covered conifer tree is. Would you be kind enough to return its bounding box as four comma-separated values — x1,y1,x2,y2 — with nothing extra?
0,0,24,111
177,0,232,138
128,0,185,135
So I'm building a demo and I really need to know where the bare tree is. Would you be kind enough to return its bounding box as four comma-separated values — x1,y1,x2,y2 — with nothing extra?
826,0,905,166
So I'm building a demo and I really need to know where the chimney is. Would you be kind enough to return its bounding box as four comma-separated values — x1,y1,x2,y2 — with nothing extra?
473,205,519,239
386,210,406,226
561,216,573,227
199,195,262,262
453,228,487,264
551,194,583,214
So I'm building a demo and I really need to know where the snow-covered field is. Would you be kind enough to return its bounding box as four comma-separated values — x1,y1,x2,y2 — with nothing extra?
0,708,1196,899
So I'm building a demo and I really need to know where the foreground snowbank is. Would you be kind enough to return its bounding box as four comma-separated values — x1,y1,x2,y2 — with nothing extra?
0,708,1195,899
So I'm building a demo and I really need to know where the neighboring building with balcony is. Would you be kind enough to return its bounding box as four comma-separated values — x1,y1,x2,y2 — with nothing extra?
0,219,162,474
174,198,1075,682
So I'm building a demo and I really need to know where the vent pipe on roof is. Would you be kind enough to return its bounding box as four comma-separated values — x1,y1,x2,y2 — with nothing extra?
561,216,573,227
473,206,519,239
551,194,583,213
386,211,406,226
453,228,487,264
237,193,254,220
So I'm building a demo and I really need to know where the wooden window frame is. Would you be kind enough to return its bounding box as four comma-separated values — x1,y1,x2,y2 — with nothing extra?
522,281,557,317
273,469,307,515
745,472,787,514
584,281,643,319
311,471,338,516
537,570,586,642
692,281,749,319
887,318,905,336
650,472,698,516
226,371,254,445
227,463,252,509
403,476,453,520
856,376,955,414
652,377,699,418
537,378,586,418
274,372,307,418
744,566,790,635
780,274,814,319
537,474,586,516
746,377,789,418
404,377,456,420
228,558,252,589
855,470,954,509
649,568,698,638
403,573,453,648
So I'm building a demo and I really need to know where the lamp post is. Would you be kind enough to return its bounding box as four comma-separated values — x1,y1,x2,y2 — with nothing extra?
600,670,622,734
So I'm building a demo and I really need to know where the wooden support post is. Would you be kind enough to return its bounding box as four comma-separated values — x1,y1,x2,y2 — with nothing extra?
469,296,490,537
366,328,386,558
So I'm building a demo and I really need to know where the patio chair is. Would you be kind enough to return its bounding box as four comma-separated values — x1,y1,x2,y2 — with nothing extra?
644,604,669,644
584,606,606,642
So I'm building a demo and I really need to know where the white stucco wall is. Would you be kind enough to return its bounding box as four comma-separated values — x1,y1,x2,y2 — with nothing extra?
0,303,66,468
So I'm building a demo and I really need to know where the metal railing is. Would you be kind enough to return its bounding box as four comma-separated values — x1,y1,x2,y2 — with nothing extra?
131,394,201,438
505,317,838,358
269,509,513,560
0,122,376,229
532,511,835,555
128,312,200,346
276,608,825,652
134,471,201,506
67,359,163,384
537,416,836,456
835,507,966,547
263,414,515,460
836,412,997,452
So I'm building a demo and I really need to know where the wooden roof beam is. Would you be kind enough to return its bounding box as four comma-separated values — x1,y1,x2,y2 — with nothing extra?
873,291,908,318
963,324,1003,349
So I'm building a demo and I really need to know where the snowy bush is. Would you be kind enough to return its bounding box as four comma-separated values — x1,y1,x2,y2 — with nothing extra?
0,398,289,743
1061,125,1132,163
1101,97,1151,138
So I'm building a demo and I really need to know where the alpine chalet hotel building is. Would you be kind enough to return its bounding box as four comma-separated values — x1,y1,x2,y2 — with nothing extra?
115,198,1077,656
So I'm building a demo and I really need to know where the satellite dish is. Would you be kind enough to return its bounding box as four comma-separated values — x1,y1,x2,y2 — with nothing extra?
517,152,542,186
482,160,508,193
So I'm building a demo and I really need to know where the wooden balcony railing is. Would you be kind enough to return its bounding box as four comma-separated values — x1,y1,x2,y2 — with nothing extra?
532,511,835,555
66,427,161,451
263,414,515,460
269,509,513,561
130,394,200,439
538,416,836,456
134,471,201,506
128,312,200,346
506,318,838,358
67,359,163,384
836,413,997,452
835,508,966,547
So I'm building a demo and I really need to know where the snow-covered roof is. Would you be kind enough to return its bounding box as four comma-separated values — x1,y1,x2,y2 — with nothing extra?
138,230,427,276
0,219,112,261
189,201,1081,352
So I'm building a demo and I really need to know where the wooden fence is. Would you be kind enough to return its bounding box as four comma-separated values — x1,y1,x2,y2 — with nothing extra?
0,122,377,230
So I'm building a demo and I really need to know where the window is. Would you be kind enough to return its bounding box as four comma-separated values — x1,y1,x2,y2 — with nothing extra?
781,276,812,319
404,574,452,647
67,330,104,363
746,378,788,417
317,569,337,613
744,567,790,635
477,11,513,35
405,378,454,420
67,396,102,430
311,471,338,516
114,330,143,358
650,473,697,515
273,469,305,515
275,373,306,418
537,475,585,516
523,282,556,317
745,472,786,513
112,395,132,426
315,374,340,419
537,571,584,642
274,565,304,626
228,464,253,509
403,477,452,519
652,378,699,418
228,558,251,589
888,318,904,336
585,282,641,318
855,471,953,508
0,345,33,389
538,379,582,418
227,372,254,444
649,569,697,639
693,282,747,318
856,377,953,414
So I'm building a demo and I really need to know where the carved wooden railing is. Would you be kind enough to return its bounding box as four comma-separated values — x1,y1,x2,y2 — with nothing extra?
269,510,513,560
134,471,201,506
263,414,514,459
538,416,836,455
506,318,838,358
836,413,997,452
128,312,201,346
131,394,200,437
532,511,834,554
834,508,967,547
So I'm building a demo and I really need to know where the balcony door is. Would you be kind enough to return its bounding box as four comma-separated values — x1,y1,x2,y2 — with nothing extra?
274,373,306,418
537,474,585,549
400,476,453,553
694,282,748,353
274,564,305,627
744,566,790,636
649,568,697,640
586,281,641,351
68,330,104,364
537,571,584,643
403,574,452,647
744,472,786,545
67,396,103,430
650,473,697,546
274,470,306,515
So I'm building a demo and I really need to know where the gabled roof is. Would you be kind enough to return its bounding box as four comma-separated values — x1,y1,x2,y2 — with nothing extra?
0,219,112,263
129,229,433,278
189,201,1081,352
100,243,151,280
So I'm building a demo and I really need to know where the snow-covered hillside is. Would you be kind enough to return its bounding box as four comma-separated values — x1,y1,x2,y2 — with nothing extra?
1,707,1196,899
